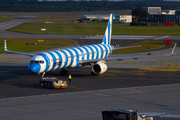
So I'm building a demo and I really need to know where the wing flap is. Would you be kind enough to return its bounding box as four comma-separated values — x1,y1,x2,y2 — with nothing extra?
79,43,177,64
79,54,170,64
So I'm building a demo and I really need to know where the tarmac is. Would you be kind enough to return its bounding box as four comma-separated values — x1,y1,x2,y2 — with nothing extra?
0,17,180,120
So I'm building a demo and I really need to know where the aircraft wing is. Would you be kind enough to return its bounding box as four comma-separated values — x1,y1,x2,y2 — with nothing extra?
113,45,141,50
79,43,177,64
4,40,35,57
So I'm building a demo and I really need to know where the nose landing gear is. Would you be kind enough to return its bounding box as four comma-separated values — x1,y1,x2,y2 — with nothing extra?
42,72,45,78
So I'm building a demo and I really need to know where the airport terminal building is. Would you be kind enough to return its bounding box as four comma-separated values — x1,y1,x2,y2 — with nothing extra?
147,7,180,24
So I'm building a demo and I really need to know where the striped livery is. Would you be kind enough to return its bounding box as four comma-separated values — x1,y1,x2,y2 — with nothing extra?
28,13,114,74
102,13,113,45
5,13,132,75
4,13,175,75
29,44,114,73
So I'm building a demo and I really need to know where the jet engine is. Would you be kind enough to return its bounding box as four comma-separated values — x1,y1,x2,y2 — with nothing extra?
92,62,108,75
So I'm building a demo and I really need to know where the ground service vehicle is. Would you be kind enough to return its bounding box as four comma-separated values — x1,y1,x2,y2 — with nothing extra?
40,77,68,89
102,109,180,120
102,110,137,120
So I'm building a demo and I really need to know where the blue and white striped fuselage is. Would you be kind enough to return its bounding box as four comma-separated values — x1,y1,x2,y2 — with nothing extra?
28,44,114,74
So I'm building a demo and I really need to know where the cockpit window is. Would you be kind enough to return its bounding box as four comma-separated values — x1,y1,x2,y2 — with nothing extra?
30,60,44,64
39,61,44,63
34,61,39,63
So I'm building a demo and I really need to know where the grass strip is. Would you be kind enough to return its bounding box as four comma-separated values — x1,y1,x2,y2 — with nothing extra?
0,38,75,53
33,15,80,20
0,16,16,23
112,40,164,53
8,21,180,35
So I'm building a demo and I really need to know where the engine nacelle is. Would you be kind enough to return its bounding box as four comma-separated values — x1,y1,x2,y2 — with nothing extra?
92,62,108,74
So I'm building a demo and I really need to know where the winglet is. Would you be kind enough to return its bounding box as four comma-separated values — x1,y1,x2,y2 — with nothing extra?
4,39,35,57
4,39,7,51
170,43,177,55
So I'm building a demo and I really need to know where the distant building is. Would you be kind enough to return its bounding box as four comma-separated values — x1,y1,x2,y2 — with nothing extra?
162,10,176,15
146,7,180,24
148,9,180,24
115,15,132,23
80,15,114,20
80,14,131,23
148,14,177,24
143,7,161,14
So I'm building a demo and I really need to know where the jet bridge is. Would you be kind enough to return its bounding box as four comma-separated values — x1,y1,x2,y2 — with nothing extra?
102,109,180,120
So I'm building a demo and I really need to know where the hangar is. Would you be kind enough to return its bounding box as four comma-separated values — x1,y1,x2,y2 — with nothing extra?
80,14,132,23
115,14,132,23
80,15,112,20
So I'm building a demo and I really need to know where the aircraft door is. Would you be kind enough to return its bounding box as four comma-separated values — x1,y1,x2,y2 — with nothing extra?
59,59,62,67
45,55,50,66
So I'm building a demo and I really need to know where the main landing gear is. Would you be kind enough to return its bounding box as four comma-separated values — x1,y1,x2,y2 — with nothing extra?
60,68,68,75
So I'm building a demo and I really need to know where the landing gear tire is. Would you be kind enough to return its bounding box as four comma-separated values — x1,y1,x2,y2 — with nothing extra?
65,70,68,75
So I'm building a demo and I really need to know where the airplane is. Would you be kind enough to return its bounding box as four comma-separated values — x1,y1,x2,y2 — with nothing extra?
4,13,177,77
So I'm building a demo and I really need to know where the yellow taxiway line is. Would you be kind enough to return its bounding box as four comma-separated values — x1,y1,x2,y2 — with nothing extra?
139,66,180,71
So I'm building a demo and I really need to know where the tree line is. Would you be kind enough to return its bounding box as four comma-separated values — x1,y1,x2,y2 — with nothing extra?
1,0,180,12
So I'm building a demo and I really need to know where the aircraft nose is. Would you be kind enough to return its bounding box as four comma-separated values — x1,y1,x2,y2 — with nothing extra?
29,64,41,73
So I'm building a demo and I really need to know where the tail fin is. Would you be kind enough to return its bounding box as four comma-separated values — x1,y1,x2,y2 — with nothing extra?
101,13,113,45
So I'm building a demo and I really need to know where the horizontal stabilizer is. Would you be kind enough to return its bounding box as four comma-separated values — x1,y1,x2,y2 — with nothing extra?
113,45,141,50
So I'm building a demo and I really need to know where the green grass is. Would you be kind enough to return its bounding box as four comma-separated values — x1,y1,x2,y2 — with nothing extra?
113,25,180,35
0,38,75,53
0,39,164,54
8,21,180,35
8,21,106,34
112,40,164,53
0,16,16,23
33,15,80,20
